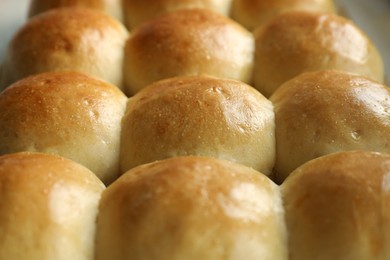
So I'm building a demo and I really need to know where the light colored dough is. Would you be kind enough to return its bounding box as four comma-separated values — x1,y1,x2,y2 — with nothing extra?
0,152,105,260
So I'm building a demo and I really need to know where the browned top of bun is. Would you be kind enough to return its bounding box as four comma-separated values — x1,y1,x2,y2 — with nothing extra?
0,71,124,145
253,11,384,97
0,71,127,184
272,70,390,135
270,70,390,182
0,152,104,259
120,75,275,175
124,8,254,95
231,0,336,30
282,150,390,259
11,7,124,59
97,156,286,259
0,152,104,192
1,7,128,91
122,0,232,29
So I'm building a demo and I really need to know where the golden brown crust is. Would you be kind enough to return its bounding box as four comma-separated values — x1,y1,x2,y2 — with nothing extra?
282,150,390,259
123,8,254,95
96,156,287,260
120,75,275,175
0,71,127,184
0,152,104,260
230,0,336,31
270,70,390,182
0,7,128,91
122,0,233,29
253,11,384,97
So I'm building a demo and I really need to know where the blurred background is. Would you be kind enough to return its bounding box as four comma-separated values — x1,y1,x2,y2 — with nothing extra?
0,0,389,79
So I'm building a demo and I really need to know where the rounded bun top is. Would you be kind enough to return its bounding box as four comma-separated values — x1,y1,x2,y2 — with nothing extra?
0,71,127,184
282,150,390,260
0,152,104,260
231,0,336,31
96,156,287,260
120,75,275,175
123,0,233,29
253,11,384,97
0,7,128,92
270,70,390,182
0,151,104,191
123,8,254,95
28,0,123,22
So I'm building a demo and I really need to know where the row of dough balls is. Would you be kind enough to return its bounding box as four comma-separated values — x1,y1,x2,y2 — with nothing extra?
1,150,390,259
28,0,336,30
0,1,389,259
1,70,390,185
0,2,384,97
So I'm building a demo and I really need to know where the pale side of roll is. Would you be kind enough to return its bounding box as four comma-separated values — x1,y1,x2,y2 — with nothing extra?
253,11,384,97
122,0,233,29
0,71,127,184
230,0,336,31
120,75,275,176
0,152,105,260
28,0,123,22
0,7,128,92
123,8,254,95
282,150,390,259
96,156,287,260
270,70,390,182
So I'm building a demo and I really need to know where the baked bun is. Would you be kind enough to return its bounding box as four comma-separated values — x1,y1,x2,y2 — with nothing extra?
282,150,390,259
0,71,127,184
123,8,254,95
270,70,390,182
0,7,128,92
122,0,233,29
231,0,336,31
96,156,287,260
28,0,123,22
120,75,275,176
253,11,384,97
0,152,105,260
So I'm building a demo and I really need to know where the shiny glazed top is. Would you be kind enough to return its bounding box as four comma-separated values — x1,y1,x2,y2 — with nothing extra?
270,70,390,182
96,156,287,260
120,75,275,175
253,11,384,97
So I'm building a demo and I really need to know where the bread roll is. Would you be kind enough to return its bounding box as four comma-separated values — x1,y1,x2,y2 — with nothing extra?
0,152,105,260
231,0,336,31
0,7,128,92
253,11,384,97
0,71,127,184
123,8,254,95
28,0,123,22
270,70,390,182
122,0,233,29
96,156,287,260
120,75,275,176
282,150,390,259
